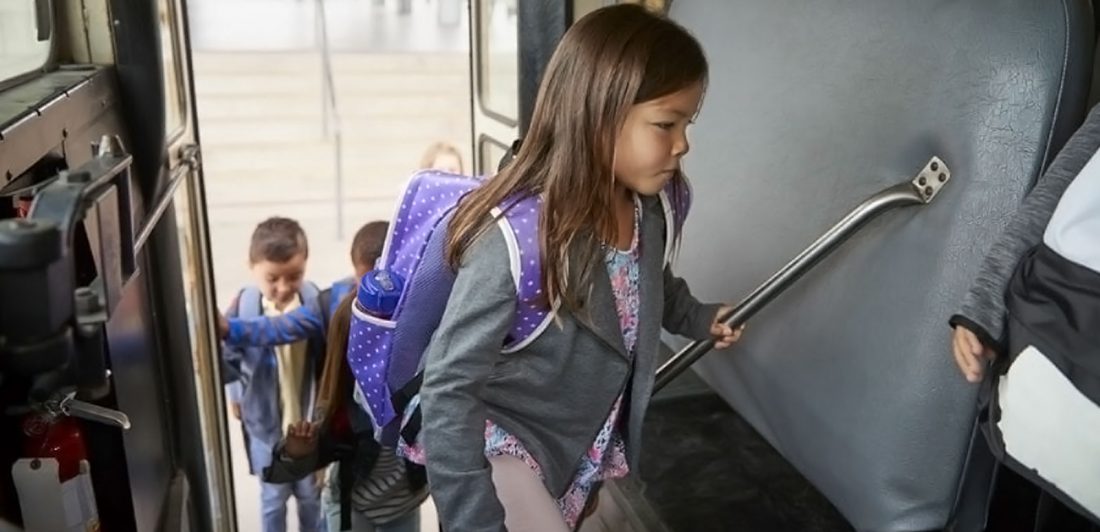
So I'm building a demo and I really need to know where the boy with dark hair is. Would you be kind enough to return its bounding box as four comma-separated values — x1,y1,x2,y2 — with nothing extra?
222,216,325,532
326,220,391,314
350,221,389,279
218,220,390,344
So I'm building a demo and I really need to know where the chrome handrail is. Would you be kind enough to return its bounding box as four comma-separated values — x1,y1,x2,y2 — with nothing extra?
654,156,952,392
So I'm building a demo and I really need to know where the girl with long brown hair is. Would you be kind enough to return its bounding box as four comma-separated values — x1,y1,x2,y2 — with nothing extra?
417,4,742,531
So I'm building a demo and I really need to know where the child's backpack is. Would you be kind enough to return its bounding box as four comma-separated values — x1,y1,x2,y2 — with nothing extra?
346,168,692,446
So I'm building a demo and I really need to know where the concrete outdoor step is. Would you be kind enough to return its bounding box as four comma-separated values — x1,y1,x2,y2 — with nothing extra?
200,139,471,174
193,70,469,97
203,166,415,202
192,52,469,76
202,165,420,190
195,92,468,120
196,118,467,145
205,194,401,225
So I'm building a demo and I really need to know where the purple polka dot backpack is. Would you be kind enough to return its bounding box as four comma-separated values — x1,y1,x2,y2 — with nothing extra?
346,167,692,447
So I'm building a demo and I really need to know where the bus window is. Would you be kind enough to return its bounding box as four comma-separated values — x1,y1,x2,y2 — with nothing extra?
476,0,518,125
0,0,53,83
478,134,509,175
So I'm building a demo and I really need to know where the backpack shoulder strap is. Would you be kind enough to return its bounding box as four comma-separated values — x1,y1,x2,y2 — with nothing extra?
299,280,321,305
494,195,554,353
317,287,333,330
299,279,323,347
237,286,263,319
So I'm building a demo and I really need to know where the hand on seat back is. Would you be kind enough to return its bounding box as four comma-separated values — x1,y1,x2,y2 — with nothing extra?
952,325,996,383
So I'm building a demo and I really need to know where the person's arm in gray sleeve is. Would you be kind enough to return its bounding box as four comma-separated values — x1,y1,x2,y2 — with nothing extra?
952,107,1100,350
951,107,1100,382
663,265,723,341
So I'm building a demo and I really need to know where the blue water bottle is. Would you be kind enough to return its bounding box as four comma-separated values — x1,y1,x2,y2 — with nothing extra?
357,269,405,319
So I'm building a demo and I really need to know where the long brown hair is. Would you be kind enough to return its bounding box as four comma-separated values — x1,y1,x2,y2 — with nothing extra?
445,4,707,315
313,293,355,424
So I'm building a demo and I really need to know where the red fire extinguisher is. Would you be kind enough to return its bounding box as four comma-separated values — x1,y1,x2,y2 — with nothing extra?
11,406,102,531
15,195,33,219
20,412,89,483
